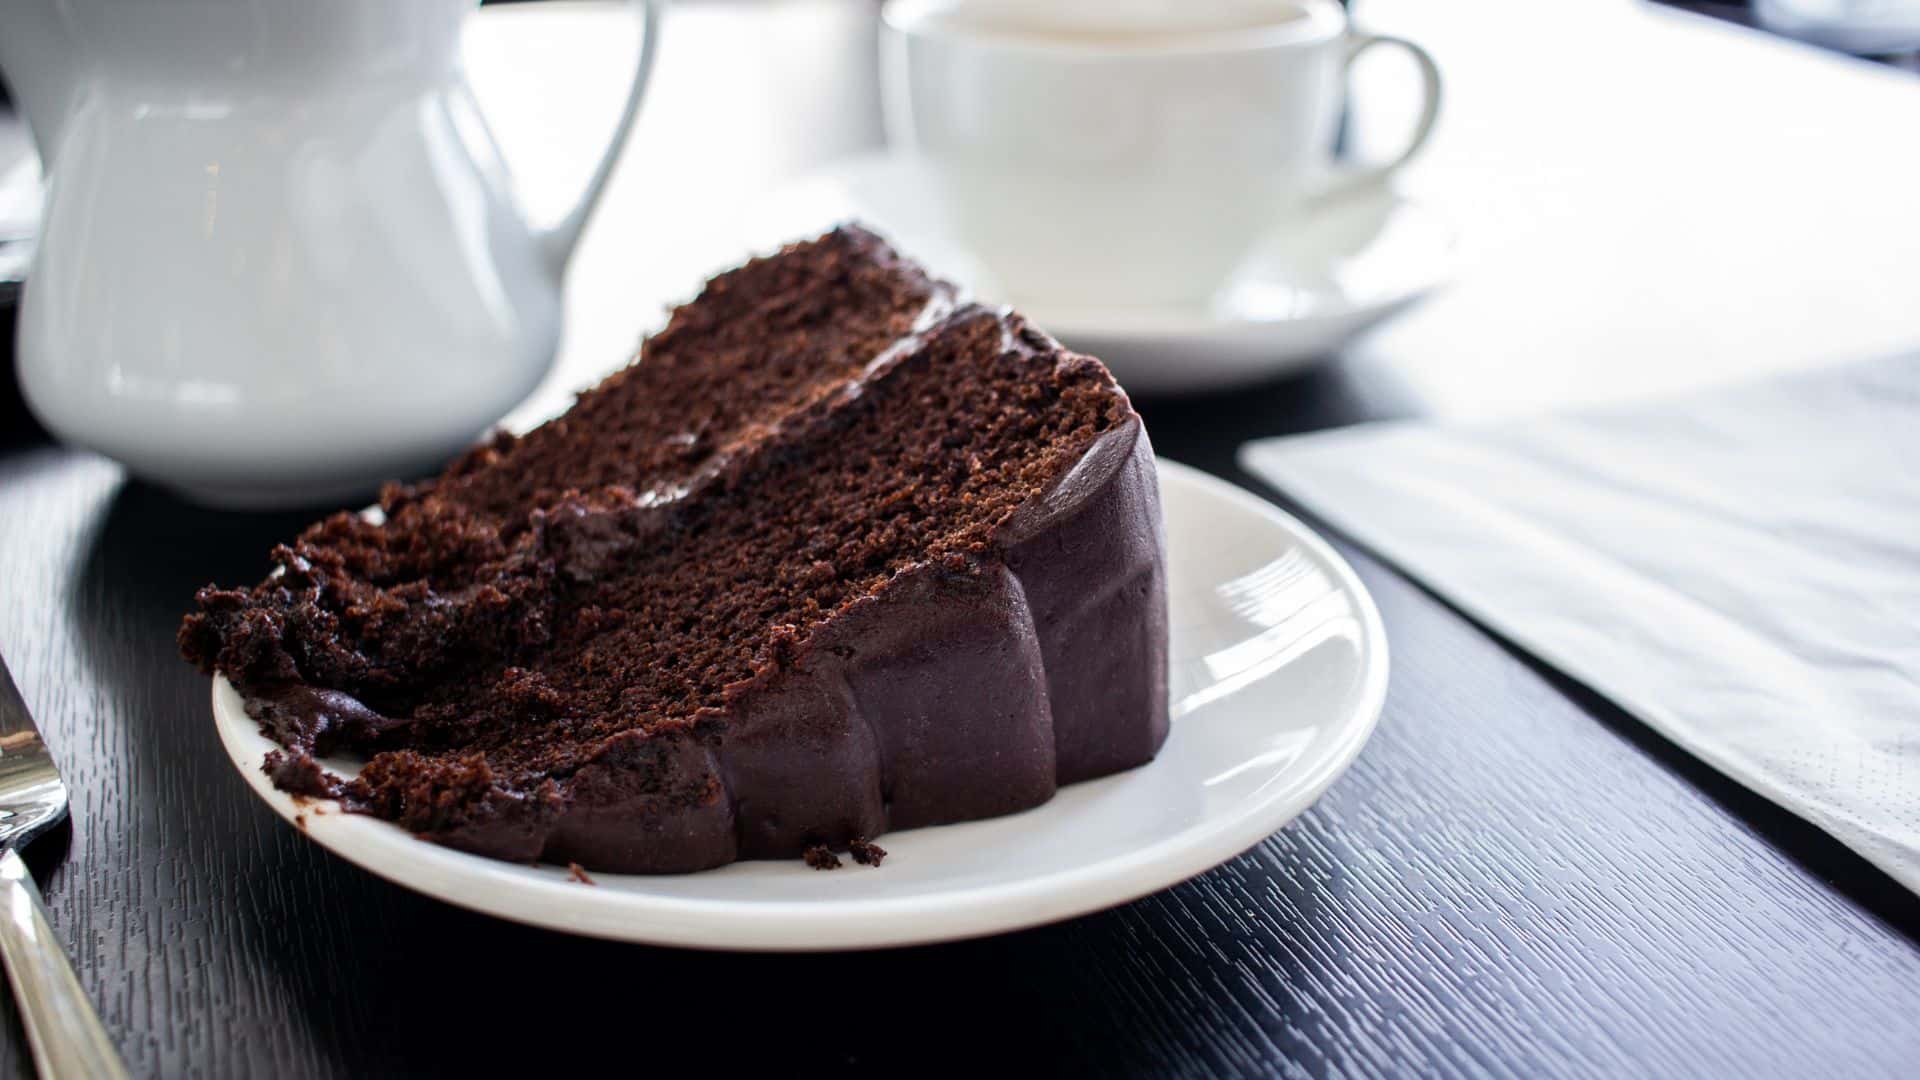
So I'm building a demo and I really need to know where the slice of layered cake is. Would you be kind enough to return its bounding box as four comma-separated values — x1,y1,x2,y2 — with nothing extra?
180,226,1168,873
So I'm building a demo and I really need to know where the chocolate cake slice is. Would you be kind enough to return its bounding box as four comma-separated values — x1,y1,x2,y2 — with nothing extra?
180,226,1169,873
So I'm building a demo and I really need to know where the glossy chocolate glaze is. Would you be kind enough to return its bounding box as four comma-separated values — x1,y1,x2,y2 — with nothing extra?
512,417,1166,873
185,229,1169,873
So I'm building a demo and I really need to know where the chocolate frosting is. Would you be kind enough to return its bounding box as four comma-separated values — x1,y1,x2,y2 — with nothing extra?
185,227,1170,873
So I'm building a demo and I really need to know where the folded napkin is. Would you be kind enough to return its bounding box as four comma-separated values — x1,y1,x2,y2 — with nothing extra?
1240,356,1920,892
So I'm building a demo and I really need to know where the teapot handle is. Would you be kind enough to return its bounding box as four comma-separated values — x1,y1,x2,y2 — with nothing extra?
536,0,665,277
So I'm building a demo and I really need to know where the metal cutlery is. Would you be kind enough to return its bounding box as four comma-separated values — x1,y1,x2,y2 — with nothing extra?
0,657,127,1079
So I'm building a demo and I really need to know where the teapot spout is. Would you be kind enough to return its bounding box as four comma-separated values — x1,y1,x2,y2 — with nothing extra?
0,2,80,168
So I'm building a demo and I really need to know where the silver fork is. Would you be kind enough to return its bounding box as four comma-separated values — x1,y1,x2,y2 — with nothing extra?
0,657,128,1079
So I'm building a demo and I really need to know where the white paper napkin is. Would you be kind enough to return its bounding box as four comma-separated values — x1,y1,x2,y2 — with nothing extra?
1240,356,1920,892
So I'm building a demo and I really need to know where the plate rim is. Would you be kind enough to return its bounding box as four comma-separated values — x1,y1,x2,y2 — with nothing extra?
210,460,1390,951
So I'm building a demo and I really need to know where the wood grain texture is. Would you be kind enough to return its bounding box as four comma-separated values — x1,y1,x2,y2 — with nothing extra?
1,365,1918,1077
4,1,1920,1074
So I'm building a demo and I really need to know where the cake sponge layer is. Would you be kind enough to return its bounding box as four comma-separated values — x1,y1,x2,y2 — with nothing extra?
181,226,1169,872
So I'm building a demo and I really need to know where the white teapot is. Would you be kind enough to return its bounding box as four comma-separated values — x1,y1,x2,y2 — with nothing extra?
0,0,662,506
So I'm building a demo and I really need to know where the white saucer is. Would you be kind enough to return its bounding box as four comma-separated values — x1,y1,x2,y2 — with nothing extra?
212,461,1388,950
741,152,1458,394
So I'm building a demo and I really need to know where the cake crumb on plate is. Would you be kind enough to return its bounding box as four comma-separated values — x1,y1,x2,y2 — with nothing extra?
849,837,887,866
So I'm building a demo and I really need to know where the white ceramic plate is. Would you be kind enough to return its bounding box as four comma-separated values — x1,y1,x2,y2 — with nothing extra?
212,461,1388,950
739,152,1459,395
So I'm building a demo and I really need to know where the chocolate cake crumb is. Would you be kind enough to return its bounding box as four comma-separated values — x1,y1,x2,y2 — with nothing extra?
263,750,336,799
181,226,1170,875
804,845,843,871
848,838,887,867
294,813,307,831
567,862,597,886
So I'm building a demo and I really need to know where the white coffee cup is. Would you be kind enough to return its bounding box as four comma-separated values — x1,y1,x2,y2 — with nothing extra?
881,0,1440,310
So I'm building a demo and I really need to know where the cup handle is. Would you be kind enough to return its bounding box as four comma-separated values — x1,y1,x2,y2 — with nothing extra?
1316,32,1442,203
533,0,665,277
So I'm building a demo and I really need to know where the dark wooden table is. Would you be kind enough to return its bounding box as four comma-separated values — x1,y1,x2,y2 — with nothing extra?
4,2,1919,1075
